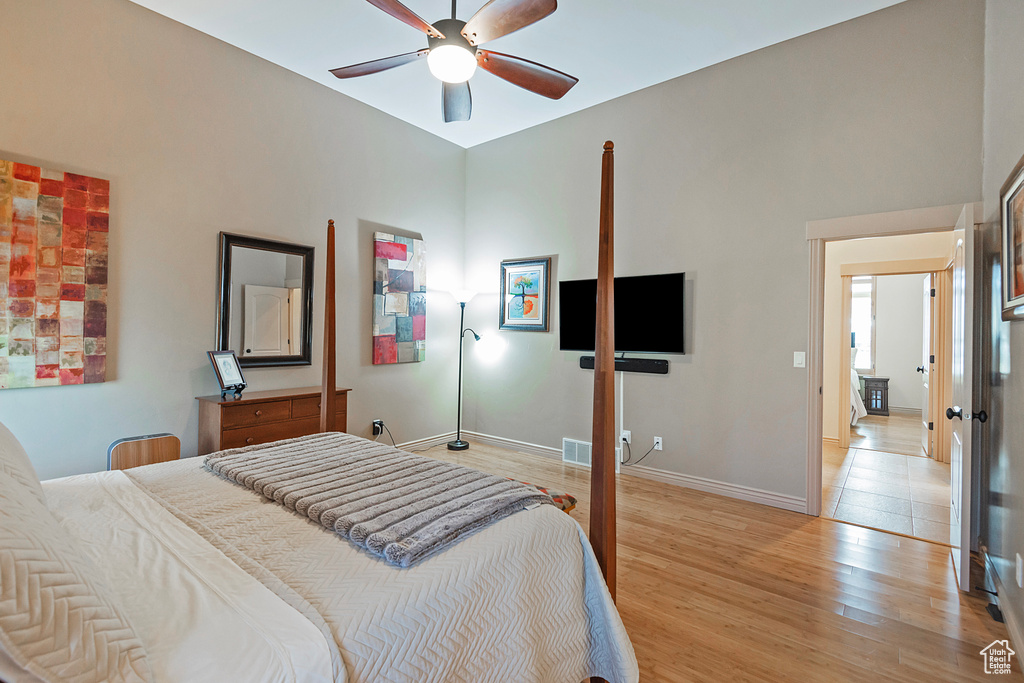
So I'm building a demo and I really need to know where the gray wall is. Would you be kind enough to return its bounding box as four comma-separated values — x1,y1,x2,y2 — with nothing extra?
0,0,467,478
461,0,984,499
981,0,1024,644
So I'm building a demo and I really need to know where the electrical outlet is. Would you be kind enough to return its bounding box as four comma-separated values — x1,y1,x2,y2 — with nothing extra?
620,430,631,444
372,419,384,436
1017,553,1022,588
653,436,663,451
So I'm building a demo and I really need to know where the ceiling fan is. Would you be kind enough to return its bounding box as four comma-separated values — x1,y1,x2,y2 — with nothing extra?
330,0,578,123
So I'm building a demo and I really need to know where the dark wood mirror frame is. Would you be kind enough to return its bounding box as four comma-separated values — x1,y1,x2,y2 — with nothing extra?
216,232,315,368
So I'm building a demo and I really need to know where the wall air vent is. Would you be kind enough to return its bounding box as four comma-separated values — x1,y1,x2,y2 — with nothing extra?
561,438,620,472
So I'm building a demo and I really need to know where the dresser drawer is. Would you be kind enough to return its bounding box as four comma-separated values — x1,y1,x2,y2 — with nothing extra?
221,417,321,450
222,400,291,429
292,394,348,419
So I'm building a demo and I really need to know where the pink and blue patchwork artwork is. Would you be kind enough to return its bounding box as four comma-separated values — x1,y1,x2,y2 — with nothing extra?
0,160,109,389
373,232,425,364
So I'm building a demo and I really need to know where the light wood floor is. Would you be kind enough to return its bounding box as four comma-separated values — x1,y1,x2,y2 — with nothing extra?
423,441,1016,682
851,409,927,457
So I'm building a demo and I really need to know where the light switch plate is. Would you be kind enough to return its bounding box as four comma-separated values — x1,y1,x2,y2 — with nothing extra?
793,351,806,368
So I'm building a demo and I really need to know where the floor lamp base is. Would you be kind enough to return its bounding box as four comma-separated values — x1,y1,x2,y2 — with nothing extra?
447,439,470,451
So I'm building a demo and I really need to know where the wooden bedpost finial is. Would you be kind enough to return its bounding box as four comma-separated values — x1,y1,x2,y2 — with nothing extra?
604,140,614,151
328,218,335,227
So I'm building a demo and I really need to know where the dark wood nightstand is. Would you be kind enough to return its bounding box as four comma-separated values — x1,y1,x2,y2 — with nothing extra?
863,376,889,416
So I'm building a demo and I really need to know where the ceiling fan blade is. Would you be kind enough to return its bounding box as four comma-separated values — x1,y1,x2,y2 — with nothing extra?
443,81,472,122
330,50,428,79
476,50,577,99
461,0,556,46
365,0,444,38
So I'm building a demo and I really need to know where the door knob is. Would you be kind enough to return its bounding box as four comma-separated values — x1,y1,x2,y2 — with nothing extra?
972,410,988,423
916,366,925,373
946,406,963,420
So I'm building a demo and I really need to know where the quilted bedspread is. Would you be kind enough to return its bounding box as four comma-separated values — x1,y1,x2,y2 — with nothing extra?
204,433,556,567
126,456,638,683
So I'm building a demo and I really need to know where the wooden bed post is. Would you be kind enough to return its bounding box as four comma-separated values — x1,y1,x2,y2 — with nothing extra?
590,141,616,601
320,219,337,433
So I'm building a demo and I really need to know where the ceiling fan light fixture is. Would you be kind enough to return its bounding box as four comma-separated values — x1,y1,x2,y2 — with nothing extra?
427,44,477,83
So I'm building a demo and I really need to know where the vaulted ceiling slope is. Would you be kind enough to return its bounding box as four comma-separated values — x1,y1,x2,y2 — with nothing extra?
129,0,904,148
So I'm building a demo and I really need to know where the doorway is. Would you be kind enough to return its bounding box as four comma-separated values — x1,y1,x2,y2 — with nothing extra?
819,234,955,544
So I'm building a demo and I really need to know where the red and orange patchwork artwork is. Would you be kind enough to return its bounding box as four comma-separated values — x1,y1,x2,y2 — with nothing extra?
0,160,108,389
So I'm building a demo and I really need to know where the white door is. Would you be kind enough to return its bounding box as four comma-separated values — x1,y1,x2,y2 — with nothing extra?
920,274,932,456
243,285,291,356
289,287,302,355
948,204,975,592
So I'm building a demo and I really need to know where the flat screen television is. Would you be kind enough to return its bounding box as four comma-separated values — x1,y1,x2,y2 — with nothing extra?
558,273,685,354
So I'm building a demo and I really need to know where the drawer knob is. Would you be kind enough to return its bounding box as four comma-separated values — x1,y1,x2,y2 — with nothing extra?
246,437,255,444
255,410,263,417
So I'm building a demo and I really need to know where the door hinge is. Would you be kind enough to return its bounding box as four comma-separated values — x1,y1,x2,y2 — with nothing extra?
931,288,936,297
930,354,935,364
928,422,934,430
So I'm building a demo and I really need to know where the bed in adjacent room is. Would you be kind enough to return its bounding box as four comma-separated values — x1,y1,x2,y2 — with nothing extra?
850,368,868,426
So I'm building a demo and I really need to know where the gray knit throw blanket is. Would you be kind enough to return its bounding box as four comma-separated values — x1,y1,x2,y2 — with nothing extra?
204,433,555,567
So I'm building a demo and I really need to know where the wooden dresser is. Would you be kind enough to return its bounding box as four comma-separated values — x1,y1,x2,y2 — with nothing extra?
197,387,351,455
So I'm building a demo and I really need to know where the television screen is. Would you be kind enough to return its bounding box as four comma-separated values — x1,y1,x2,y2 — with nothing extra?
558,273,685,354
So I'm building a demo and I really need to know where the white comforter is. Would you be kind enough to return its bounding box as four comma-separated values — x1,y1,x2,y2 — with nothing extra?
43,471,334,683
42,461,638,683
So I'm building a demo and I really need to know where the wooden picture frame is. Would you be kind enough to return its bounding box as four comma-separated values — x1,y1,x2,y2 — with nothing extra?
207,350,247,399
499,257,551,331
1001,151,1024,320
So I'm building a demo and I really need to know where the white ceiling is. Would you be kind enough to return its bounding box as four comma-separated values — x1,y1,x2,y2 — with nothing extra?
129,0,904,148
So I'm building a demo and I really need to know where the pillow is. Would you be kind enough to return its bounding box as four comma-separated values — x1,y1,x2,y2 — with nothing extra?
0,420,46,508
0,424,154,683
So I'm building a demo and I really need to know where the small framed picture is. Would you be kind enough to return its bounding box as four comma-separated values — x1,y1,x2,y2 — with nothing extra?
1002,150,1024,320
499,257,551,331
208,350,247,398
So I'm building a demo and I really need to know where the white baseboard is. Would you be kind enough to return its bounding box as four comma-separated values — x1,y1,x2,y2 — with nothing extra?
397,432,456,452
450,430,806,514
460,431,562,459
623,462,808,513
983,549,1024,657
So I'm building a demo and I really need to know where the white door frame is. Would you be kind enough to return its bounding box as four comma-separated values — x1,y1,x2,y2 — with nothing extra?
805,202,982,517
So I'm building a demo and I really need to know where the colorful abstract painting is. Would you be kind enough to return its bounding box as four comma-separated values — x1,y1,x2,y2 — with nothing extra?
1002,156,1024,319
499,257,550,331
0,160,109,388
373,232,425,364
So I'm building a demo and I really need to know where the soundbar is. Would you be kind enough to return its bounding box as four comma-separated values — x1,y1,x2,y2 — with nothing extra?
578,356,669,375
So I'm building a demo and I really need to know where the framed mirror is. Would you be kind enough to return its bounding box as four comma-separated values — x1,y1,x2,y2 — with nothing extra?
216,232,314,367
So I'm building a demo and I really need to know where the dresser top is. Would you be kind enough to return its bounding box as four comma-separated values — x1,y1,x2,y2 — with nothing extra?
196,387,352,406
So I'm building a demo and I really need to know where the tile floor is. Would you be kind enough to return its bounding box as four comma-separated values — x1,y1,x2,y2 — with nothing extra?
823,441,953,544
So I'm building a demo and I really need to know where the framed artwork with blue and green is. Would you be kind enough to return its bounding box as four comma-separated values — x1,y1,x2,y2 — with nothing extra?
499,257,551,332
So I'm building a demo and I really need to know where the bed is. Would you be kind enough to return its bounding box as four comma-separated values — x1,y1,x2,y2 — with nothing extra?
0,143,634,683
0,424,637,683
850,368,868,425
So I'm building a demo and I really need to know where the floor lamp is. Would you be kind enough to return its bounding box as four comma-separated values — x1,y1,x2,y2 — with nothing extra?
449,290,478,451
